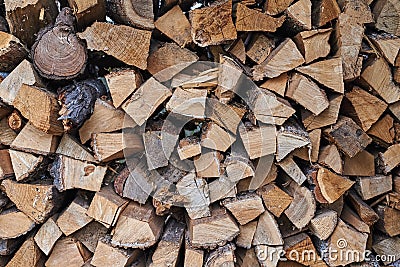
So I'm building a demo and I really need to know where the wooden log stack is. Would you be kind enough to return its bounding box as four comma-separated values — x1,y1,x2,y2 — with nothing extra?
0,0,400,266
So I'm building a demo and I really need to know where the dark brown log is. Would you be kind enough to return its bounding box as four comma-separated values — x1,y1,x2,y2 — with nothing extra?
106,0,154,30
0,31,27,72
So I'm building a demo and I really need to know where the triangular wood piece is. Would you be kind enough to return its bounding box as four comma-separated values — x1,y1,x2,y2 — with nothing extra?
313,0,340,27
309,209,338,240
318,145,342,174
286,0,312,31
276,120,310,162
252,210,283,246
316,167,355,203
264,0,295,15
260,73,288,97
369,34,400,66
367,114,394,144
294,28,332,63
296,57,344,93
235,3,285,32
56,134,96,162
277,156,307,185
105,69,142,108
9,149,43,181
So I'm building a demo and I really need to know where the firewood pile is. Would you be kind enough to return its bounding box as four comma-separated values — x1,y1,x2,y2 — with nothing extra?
1,0,400,266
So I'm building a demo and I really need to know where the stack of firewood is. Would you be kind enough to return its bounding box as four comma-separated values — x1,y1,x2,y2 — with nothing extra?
0,0,400,266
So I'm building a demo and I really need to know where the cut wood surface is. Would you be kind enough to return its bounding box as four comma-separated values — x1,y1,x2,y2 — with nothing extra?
309,209,338,240
106,0,153,30
313,0,340,27
0,31,27,72
294,28,331,64
221,193,264,225
0,211,35,239
246,34,275,64
34,216,63,256
257,183,293,217
235,3,284,32
105,69,142,108
67,0,105,29
252,210,283,246
56,197,93,236
286,0,312,31
9,149,43,181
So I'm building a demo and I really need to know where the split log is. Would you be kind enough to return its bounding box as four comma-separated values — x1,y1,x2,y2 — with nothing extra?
316,167,355,203
34,216,63,256
205,243,235,267
67,0,106,29
227,39,246,63
309,209,338,240
237,155,277,191
235,3,284,32
287,73,329,116
6,236,45,267
56,134,96,162
105,69,142,108
255,245,282,267
143,131,169,170
149,220,185,267
86,186,129,228
373,0,400,36
155,5,191,47
106,0,154,30
341,204,370,234
2,180,63,223
184,235,204,267
284,233,324,266
208,175,237,203
7,110,22,132
285,0,312,31
293,28,331,64
45,237,88,267
246,34,275,65
361,57,400,104
252,210,283,246
276,156,307,185
0,211,35,239
4,0,58,46
78,22,152,69
367,114,394,145
166,87,207,118
0,31,27,72
257,183,293,217
375,205,400,236
215,56,242,104
31,7,87,80
111,202,164,249
239,123,276,159
372,237,400,265
369,33,400,66
296,57,344,94
260,73,288,97
0,60,43,105
13,84,63,135
57,197,93,236
176,173,210,219
236,221,257,249
9,149,43,181
224,155,254,182
122,77,171,126
343,150,375,176
0,150,13,179
221,193,265,225
194,151,223,178
379,143,400,173
201,122,235,152
302,94,343,131
50,155,106,192
324,117,372,158
79,99,136,144
313,0,340,27
188,205,239,249
355,175,392,200
252,38,305,80
177,137,202,160
205,99,245,133
190,0,237,47
264,0,294,15
347,191,379,226
236,247,259,267
318,144,342,174
0,118,16,145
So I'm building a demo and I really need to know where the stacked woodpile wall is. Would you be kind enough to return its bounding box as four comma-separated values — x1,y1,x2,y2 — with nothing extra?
0,0,400,266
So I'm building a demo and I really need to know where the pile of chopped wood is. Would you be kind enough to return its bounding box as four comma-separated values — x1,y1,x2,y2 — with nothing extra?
1,0,400,266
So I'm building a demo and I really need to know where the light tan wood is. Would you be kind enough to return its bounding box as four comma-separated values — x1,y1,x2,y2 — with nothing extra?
314,0,340,26
221,193,265,225
343,150,375,176
367,114,394,144
255,245,282,267
201,122,235,152
227,39,246,64
78,22,152,69
373,237,400,265
45,238,86,267
286,0,312,31
373,0,400,36
56,134,96,162
294,29,331,64
11,123,58,155
214,56,241,104
208,175,237,203
0,149,13,179
252,38,305,80
194,151,223,178
166,87,207,118
361,56,400,104
7,110,23,132
57,198,93,236
13,84,63,135
188,206,239,249
79,99,136,144
150,220,185,267
277,156,307,185
355,175,392,200
339,0,373,23
184,236,204,267
111,202,164,249
0,60,43,105
190,0,237,47
284,233,325,266
296,57,344,94
72,221,108,253
260,73,288,97
0,211,35,239
316,166,355,203
369,33,400,66
51,155,106,192
309,209,338,240
341,204,370,234
204,243,235,267
205,100,245,133
287,73,329,115
106,0,154,30
105,69,142,108
86,185,129,228
6,236,45,267
257,183,293,217
246,34,275,64
155,5,191,47
293,128,321,162
34,216,63,256
375,205,400,236
236,221,257,249
2,180,62,223
239,123,276,159
379,143,400,173
67,0,105,29
177,173,210,219
236,247,259,267
318,145,342,174
264,0,294,15
9,149,43,181
177,137,202,160
348,191,379,226
252,210,283,246
91,237,139,267
327,219,368,266
0,117,17,146
235,3,284,32
225,155,254,182
302,94,343,131
0,31,27,72
122,77,171,126
324,117,372,158
238,155,277,191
